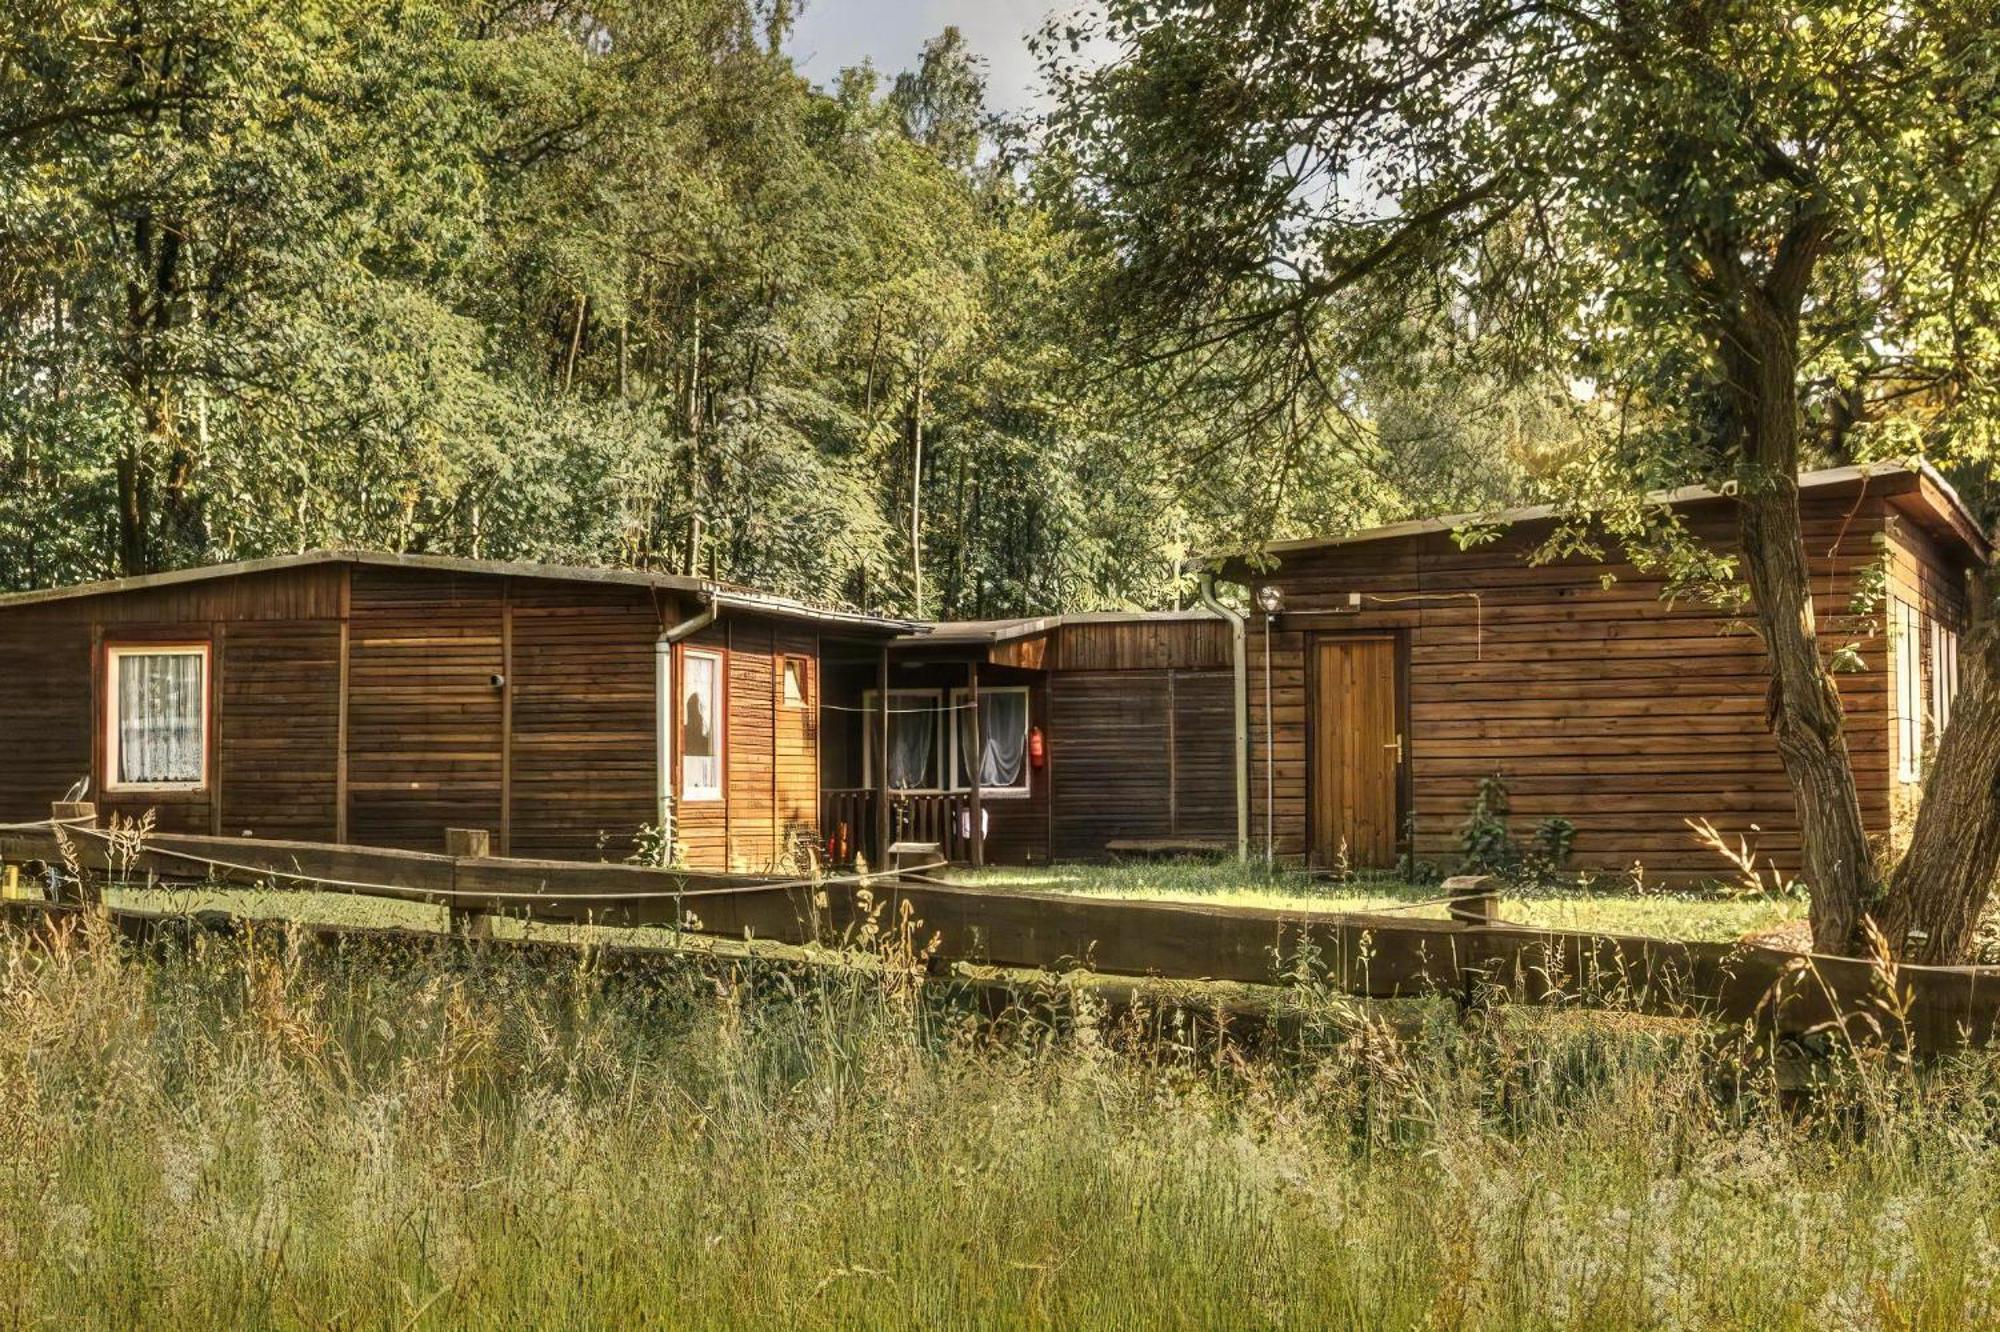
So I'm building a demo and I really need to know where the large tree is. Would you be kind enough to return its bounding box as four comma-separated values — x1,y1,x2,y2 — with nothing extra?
1042,0,2000,956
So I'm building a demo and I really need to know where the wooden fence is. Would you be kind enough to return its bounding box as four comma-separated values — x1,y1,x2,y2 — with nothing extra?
5,811,2000,1052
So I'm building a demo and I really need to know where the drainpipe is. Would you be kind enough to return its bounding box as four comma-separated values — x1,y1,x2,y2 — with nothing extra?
656,596,720,850
1195,571,1250,862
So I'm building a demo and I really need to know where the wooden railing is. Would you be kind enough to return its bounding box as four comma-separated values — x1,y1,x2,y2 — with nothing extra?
820,789,972,865
9,813,2000,1052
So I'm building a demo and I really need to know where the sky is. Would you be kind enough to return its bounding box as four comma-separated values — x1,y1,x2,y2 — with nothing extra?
788,0,1101,116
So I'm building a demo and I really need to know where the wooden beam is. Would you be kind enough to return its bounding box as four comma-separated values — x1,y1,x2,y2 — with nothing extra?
875,646,891,866
967,659,984,867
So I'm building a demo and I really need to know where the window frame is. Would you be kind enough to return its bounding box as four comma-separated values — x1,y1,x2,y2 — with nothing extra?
1932,619,1960,735
781,655,810,709
860,689,946,793
678,646,726,803
1893,598,1924,784
947,685,1032,798
103,642,212,794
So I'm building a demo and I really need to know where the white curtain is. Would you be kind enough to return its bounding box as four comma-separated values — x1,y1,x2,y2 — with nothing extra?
682,654,720,795
887,696,935,789
117,652,203,783
958,690,1027,790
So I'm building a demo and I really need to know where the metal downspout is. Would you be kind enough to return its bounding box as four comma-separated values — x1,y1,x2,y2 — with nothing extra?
1196,571,1250,862
657,597,720,851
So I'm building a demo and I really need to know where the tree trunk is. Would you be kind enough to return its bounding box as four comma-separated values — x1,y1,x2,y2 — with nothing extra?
1726,300,1876,954
1883,569,2000,963
910,361,926,617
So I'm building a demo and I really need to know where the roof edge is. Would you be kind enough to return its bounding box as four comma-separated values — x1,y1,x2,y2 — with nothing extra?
1187,460,1989,572
0,549,923,633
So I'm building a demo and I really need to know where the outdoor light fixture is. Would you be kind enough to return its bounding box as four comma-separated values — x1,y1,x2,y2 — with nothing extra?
1256,585,1283,616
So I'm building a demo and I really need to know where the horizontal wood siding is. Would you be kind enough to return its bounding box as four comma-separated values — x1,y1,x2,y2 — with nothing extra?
0,613,92,822
1244,496,1903,882
508,579,660,861
217,620,341,840
1172,671,1238,841
727,620,778,871
1053,620,1231,671
774,627,820,868
346,570,504,852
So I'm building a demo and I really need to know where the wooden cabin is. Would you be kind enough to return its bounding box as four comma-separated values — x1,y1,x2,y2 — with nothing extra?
0,552,915,872
1212,462,1989,882
817,613,1238,867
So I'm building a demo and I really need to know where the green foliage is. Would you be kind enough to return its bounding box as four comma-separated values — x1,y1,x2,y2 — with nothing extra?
1458,773,1516,875
1457,775,1577,885
1041,0,2000,539
0,1,1208,616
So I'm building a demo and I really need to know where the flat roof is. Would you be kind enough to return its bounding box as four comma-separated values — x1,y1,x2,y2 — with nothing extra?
0,549,924,634
896,608,1221,646
1191,460,1989,568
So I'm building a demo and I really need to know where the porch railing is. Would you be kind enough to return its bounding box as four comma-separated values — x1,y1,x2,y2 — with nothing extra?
820,789,973,866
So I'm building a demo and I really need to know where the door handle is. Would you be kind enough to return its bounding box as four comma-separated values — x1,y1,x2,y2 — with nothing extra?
1384,735,1403,764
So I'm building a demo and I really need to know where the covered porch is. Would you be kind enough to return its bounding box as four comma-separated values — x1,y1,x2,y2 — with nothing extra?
818,620,1055,868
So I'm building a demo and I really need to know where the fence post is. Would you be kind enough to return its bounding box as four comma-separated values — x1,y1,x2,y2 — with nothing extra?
1444,874,1499,1016
444,828,492,938
1444,874,1498,925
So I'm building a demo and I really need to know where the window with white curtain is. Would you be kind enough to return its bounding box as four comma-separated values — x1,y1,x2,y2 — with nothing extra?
1893,598,1924,783
105,645,208,789
861,690,942,791
680,648,724,801
950,687,1030,796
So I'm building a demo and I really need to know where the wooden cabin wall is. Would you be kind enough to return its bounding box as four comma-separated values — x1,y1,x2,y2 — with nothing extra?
0,610,95,827
1244,494,1902,882
345,570,506,852
726,620,777,869
0,566,346,837
1051,620,1232,671
672,617,820,873
1040,617,1236,860
506,578,660,861
0,564,831,873
774,626,821,868
1046,669,1235,858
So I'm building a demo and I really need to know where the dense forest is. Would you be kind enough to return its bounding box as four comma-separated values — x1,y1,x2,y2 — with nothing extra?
0,0,1533,615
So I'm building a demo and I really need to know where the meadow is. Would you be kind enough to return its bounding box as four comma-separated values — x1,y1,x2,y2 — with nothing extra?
2,890,1996,1330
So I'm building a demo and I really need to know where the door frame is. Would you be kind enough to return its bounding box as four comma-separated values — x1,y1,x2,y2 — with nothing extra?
1305,630,1413,869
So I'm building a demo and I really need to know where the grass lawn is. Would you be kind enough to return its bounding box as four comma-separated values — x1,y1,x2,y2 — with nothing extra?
2,906,1994,1329
944,860,1810,944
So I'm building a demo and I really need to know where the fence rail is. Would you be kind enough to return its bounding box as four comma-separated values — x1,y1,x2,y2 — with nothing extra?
4,814,2000,1052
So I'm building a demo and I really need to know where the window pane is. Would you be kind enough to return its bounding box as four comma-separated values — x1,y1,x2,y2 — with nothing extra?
1895,600,1922,781
682,654,721,797
957,689,1028,790
116,651,204,784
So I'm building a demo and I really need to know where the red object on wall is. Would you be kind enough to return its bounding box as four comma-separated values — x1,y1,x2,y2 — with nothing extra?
1028,726,1046,768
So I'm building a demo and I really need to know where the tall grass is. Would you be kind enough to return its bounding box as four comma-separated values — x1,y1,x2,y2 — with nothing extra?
2,915,1997,1329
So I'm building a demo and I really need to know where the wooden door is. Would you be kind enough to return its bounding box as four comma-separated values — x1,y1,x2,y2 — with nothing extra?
1311,636,1400,868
